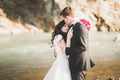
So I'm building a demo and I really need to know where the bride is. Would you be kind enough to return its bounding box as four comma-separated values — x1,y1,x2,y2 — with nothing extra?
43,20,73,80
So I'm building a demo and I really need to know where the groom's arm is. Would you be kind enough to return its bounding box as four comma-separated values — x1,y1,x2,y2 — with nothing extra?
65,23,88,55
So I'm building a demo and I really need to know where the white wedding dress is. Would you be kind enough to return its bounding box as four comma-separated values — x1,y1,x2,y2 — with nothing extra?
43,34,71,80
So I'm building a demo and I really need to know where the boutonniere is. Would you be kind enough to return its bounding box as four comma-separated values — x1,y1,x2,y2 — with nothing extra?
80,19,91,31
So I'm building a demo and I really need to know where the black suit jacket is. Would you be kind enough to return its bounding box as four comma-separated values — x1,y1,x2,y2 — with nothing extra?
65,22,95,72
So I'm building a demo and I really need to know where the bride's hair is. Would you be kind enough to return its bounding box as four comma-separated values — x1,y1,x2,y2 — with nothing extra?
51,20,67,44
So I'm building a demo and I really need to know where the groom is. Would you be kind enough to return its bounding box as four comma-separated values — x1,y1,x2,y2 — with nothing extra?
60,6,95,80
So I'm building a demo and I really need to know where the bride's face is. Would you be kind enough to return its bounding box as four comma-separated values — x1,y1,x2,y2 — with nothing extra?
61,24,69,33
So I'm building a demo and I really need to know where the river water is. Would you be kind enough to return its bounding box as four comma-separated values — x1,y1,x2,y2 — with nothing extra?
0,32,120,80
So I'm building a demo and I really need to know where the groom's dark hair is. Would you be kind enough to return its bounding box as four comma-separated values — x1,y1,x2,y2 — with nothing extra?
60,6,74,18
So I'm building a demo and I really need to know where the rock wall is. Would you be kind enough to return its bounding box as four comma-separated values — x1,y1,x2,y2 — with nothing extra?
0,0,120,33
0,0,59,33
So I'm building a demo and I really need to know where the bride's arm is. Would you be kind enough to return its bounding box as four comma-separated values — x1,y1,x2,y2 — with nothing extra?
57,39,66,54
54,34,66,55
66,29,73,47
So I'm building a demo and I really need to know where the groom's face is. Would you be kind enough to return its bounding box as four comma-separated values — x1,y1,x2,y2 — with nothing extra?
63,16,70,25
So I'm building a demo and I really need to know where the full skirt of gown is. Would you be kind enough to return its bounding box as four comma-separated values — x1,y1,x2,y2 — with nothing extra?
43,56,71,80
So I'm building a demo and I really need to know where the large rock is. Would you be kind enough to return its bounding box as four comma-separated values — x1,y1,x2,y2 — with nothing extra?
0,8,40,34
0,0,60,32
90,0,120,31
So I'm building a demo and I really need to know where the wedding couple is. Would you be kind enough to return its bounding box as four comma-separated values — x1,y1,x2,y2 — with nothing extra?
43,6,95,80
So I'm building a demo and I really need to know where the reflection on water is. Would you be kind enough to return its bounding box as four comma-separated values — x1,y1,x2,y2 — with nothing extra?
0,32,120,80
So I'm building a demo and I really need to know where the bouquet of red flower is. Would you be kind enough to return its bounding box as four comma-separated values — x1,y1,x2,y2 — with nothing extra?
80,19,91,31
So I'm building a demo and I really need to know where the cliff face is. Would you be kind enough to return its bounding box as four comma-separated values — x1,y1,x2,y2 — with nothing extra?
0,0,120,34
55,0,120,32
0,0,60,33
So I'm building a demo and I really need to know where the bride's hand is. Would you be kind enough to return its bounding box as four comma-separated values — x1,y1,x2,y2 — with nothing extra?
54,49,57,58
67,29,73,40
